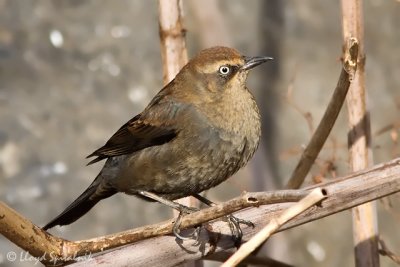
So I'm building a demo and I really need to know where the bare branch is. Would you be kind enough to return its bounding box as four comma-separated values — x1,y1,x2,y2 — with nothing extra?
221,188,327,267
1,158,399,266
341,0,380,266
0,191,306,265
0,202,63,263
158,0,188,84
285,38,359,189
67,157,400,266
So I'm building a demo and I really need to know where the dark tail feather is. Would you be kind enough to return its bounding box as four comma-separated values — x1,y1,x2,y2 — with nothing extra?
43,178,116,230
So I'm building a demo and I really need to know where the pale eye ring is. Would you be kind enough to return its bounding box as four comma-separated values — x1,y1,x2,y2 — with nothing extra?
219,65,230,75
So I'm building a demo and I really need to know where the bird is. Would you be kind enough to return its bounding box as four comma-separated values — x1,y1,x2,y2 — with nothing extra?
43,46,272,240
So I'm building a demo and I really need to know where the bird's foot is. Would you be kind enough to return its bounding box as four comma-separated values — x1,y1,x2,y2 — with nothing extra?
226,214,255,247
172,205,201,241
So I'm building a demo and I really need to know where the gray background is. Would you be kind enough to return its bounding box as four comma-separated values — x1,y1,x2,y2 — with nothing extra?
0,0,399,266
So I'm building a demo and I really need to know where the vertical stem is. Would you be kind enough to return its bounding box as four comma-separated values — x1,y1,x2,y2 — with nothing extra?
158,0,188,84
341,1,380,266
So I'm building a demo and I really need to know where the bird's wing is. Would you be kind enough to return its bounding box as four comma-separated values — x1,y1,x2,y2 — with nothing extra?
86,103,178,165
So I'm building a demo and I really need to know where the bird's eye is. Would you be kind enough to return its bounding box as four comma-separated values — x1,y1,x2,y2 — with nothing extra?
219,65,230,75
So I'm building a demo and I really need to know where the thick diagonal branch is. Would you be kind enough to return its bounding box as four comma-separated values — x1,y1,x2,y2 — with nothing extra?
70,157,400,267
1,157,395,266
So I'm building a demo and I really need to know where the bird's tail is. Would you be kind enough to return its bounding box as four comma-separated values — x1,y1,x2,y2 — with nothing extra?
43,174,117,230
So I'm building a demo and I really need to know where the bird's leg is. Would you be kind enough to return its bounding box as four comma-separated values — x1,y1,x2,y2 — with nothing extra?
138,190,198,213
192,193,255,245
137,190,200,240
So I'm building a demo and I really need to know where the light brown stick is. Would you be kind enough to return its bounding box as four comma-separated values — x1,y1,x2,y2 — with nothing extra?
221,188,327,267
158,0,188,84
341,1,380,266
0,203,63,263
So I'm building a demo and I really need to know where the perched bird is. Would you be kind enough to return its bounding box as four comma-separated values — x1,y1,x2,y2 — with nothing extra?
43,46,272,239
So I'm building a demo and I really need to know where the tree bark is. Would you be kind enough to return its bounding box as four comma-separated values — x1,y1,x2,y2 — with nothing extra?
341,1,380,266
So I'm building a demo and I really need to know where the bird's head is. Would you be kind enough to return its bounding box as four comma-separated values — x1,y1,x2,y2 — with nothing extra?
175,46,272,99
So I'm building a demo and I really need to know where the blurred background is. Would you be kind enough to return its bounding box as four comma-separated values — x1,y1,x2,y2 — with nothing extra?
0,0,399,266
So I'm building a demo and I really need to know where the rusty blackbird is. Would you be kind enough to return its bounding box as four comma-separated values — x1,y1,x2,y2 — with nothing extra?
43,46,272,239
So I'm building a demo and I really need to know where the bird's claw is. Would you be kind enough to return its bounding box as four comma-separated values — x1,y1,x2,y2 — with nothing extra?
226,214,254,246
173,225,201,241
172,206,201,241
171,203,254,246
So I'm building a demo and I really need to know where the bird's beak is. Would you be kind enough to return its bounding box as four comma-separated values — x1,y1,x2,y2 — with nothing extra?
241,56,273,71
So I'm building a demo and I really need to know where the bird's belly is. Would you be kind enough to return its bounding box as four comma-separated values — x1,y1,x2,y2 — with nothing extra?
115,128,256,200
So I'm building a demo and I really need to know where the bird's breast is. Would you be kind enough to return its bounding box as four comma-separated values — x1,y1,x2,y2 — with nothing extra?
200,87,261,149
174,87,262,188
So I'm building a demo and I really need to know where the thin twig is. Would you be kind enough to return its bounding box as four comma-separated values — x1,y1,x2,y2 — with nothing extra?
284,69,314,134
285,38,359,189
378,237,400,265
221,188,327,267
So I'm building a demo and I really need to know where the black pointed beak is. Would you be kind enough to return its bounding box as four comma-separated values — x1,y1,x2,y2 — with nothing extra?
241,56,273,71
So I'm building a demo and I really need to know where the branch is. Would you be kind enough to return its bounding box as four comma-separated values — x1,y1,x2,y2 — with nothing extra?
158,0,188,84
0,202,63,263
341,1,379,266
0,191,306,265
67,157,400,266
285,38,359,189
1,158,399,266
222,188,327,267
